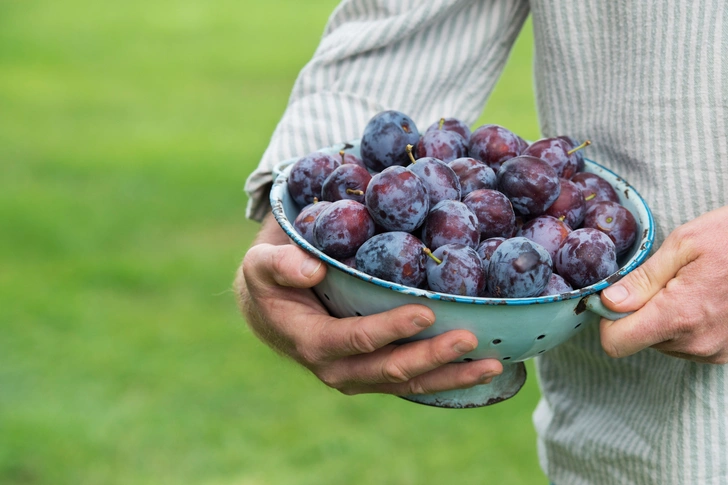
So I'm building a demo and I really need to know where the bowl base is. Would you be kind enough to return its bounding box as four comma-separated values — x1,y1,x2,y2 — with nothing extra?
399,362,527,408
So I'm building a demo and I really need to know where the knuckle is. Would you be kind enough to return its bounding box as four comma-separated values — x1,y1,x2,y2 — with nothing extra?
430,341,456,366
248,244,302,286
668,226,699,260
337,387,360,396
296,340,325,367
670,224,695,246
348,326,379,354
241,244,265,279
270,249,292,279
315,366,363,395
381,360,411,384
316,368,345,390
464,364,487,383
684,340,720,359
405,379,428,396
624,265,657,295
601,335,622,359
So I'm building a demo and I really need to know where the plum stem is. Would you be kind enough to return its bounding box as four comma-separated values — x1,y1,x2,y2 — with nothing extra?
406,144,416,164
585,193,596,201
339,150,346,164
438,117,445,130
423,247,442,265
567,140,591,155
346,188,364,196
313,197,319,204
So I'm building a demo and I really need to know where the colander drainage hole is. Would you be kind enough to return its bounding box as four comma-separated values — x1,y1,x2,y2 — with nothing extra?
463,358,473,362
538,350,545,354
324,293,330,301
502,356,511,360
537,334,546,340
355,312,362,316
574,323,582,329
492,339,502,345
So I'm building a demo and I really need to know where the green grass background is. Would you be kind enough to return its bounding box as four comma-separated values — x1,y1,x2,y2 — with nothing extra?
0,1,546,483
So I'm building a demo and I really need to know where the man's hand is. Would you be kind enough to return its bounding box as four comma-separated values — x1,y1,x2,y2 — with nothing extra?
234,214,503,396
600,205,728,364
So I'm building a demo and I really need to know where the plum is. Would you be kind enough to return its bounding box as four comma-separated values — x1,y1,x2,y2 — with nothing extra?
313,199,375,259
416,129,467,163
355,232,428,288
571,172,620,210
425,244,486,297
293,199,332,246
519,215,572,263
321,163,372,203
544,178,587,229
365,166,429,232
583,201,638,254
524,137,579,179
487,237,552,298
539,273,574,296
407,156,461,206
497,155,561,216
425,117,471,141
361,110,420,172
462,189,516,239
421,200,479,250
469,124,523,171
447,157,496,197
287,152,340,207
555,228,619,289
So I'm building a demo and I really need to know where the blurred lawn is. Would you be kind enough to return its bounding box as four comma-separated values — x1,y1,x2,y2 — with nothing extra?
0,1,545,484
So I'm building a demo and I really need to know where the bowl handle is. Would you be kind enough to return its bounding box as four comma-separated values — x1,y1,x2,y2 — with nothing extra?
584,293,633,321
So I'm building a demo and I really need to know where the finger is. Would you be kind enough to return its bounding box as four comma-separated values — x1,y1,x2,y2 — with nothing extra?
243,243,326,292
362,358,503,396
310,304,437,361
600,232,696,313
599,289,677,358
330,328,485,386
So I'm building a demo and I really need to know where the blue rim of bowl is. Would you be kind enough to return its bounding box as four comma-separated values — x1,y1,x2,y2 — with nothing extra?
270,156,655,306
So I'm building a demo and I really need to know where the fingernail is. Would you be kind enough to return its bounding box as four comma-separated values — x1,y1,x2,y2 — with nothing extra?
412,315,433,328
301,259,322,278
603,284,628,304
480,376,494,385
454,340,476,354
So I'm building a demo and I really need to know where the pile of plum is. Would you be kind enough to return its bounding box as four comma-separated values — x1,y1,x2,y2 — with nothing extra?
288,110,637,298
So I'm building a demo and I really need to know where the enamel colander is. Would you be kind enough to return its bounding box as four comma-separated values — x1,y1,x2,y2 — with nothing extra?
269,140,654,408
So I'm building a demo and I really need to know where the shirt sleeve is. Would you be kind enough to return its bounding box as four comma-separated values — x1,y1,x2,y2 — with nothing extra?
245,0,530,222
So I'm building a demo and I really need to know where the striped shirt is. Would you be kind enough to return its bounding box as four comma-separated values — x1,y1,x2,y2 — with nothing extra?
245,1,728,483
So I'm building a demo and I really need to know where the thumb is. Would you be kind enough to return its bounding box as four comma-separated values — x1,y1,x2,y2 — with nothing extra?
601,238,687,313
243,243,327,292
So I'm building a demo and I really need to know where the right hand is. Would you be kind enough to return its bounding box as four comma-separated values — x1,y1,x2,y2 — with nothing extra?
235,226,503,396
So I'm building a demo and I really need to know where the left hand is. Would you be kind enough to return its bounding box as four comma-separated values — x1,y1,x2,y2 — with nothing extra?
599,205,728,364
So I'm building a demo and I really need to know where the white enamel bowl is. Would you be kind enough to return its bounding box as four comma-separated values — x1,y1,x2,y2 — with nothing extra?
270,140,654,408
